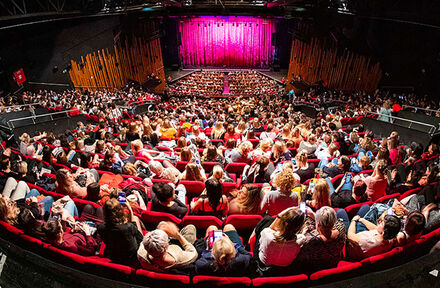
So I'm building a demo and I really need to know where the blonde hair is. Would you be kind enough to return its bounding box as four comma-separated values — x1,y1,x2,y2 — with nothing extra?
122,163,137,176
312,179,331,210
16,161,28,175
19,133,30,144
260,139,272,152
0,196,20,225
212,237,236,270
131,139,143,152
239,141,253,154
212,165,224,181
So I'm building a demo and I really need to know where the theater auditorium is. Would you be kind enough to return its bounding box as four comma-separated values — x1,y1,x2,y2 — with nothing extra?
0,0,440,287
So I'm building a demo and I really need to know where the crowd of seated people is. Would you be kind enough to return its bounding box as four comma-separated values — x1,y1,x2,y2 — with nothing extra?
228,71,284,97
168,71,224,97
0,87,439,282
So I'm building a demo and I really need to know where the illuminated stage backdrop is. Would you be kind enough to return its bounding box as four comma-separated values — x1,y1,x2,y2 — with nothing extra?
179,17,275,68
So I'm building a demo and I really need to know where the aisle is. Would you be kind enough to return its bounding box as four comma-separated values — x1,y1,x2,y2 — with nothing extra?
223,73,230,95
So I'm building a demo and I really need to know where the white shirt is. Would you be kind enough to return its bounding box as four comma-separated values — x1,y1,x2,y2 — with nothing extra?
258,227,306,266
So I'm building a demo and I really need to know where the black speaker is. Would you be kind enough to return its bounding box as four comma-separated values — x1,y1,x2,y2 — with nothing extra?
177,32,182,46
271,32,277,46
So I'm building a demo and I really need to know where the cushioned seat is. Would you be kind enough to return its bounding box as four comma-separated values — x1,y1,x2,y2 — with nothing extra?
192,275,252,286
252,274,308,287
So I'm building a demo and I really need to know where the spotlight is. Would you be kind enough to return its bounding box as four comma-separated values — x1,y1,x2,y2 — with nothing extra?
52,66,58,73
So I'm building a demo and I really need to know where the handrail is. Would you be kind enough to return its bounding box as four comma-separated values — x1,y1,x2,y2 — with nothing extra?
368,112,437,135
402,105,439,115
8,110,74,128
27,82,70,87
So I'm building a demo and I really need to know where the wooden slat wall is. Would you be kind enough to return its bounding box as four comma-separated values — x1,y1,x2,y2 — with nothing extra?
69,37,165,93
286,38,382,92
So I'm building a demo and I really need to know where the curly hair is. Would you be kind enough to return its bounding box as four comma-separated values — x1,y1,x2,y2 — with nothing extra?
275,168,297,195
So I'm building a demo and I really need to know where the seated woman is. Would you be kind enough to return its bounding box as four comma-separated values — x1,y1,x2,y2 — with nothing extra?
322,155,351,178
242,156,274,184
43,219,98,256
56,168,95,198
148,160,181,184
0,192,54,226
338,209,401,260
99,149,123,174
293,206,346,272
150,182,188,219
396,211,425,246
331,176,367,208
297,135,318,158
195,224,252,276
97,198,143,266
350,155,372,174
122,161,151,179
225,141,253,164
306,179,331,211
181,163,207,182
137,221,197,271
260,168,301,216
253,207,306,269
223,124,241,143
364,160,388,201
209,165,234,183
249,139,272,162
228,185,263,215
292,151,315,184
201,145,224,164
270,141,292,166
190,179,229,219
131,139,161,161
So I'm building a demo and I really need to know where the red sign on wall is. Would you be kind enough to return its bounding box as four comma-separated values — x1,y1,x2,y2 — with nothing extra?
13,68,26,86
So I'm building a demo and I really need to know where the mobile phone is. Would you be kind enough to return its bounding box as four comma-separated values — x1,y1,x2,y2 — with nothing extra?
208,230,223,249
309,181,315,193
118,192,126,205
345,173,352,184
292,159,297,166
300,202,306,213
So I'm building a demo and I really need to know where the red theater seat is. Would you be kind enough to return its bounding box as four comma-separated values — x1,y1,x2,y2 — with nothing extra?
223,214,263,230
225,163,248,176
136,269,190,285
252,274,308,287
176,161,189,172
180,180,205,197
192,275,252,286
202,162,221,173
309,261,362,281
140,210,182,227
181,215,223,230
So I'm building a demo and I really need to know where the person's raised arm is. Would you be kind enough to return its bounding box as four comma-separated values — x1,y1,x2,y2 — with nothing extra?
348,215,361,243
358,217,377,231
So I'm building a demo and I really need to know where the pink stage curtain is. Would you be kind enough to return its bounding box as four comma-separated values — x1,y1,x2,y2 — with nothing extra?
179,17,275,68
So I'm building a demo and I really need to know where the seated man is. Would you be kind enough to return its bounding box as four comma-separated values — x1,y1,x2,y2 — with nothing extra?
137,221,197,272
150,182,188,219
